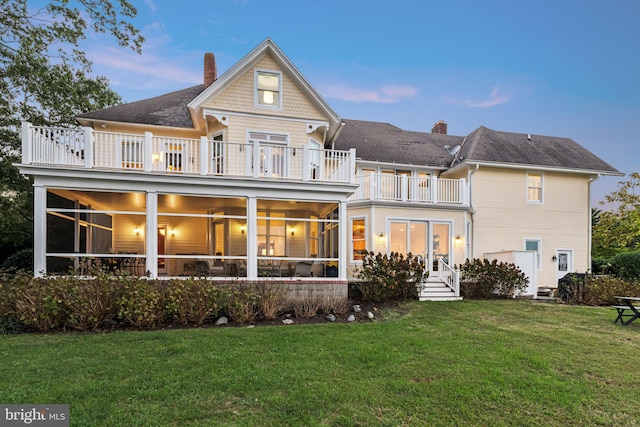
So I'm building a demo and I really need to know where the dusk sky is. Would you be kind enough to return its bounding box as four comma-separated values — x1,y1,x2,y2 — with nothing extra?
79,0,639,206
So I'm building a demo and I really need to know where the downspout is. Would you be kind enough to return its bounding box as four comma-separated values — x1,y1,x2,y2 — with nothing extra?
588,173,602,272
327,122,346,150
468,163,480,258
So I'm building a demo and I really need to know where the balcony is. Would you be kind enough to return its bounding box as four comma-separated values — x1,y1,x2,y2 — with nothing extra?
21,123,356,184
351,173,469,206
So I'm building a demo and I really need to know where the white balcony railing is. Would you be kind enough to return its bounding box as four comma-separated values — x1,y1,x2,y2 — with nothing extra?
21,123,356,184
351,173,469,206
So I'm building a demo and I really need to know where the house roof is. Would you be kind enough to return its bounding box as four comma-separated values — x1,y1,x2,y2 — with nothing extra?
333,119,464,168
333,119,620,175
458,126,620,174
77,85,205,128
188,38,341,138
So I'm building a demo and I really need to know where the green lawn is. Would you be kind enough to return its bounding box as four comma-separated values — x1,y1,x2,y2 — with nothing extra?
1,300,639,426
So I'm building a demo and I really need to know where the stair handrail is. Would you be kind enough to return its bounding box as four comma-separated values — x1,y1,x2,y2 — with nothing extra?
438,259,460,296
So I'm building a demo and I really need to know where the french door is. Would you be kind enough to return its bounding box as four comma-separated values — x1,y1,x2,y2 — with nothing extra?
388,220,451,275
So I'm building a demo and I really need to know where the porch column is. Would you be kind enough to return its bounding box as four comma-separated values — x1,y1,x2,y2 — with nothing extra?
199,136,208,175
146,191,158,278
143,131,153,172
246,196,257,280
339,200,348,280
33,184,47,277
21,122,31,164
83,126,93,168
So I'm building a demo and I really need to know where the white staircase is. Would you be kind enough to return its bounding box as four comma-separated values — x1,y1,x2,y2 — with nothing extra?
419,279,463,301
418,260,463,301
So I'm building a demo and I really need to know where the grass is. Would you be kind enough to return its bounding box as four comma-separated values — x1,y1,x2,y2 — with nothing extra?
1,300,639,426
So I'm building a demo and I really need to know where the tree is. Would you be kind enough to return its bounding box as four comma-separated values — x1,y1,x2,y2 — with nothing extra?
0,0,144,259
592,172,640,258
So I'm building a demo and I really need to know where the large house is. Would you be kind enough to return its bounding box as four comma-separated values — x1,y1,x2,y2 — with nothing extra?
17,39,621,300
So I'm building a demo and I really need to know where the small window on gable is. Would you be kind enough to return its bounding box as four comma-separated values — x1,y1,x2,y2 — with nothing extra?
527,173,543,203
256,70,281,108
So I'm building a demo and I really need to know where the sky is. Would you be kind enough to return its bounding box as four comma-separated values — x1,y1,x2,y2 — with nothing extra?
79,0,640,206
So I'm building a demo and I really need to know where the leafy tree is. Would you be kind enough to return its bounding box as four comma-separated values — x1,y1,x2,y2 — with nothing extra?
592,172,640,258
0,0,144,259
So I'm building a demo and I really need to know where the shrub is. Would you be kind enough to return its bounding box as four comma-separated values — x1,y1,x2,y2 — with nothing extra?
117,278,167,328
256,282,290,321
582,276,640,305
62,273,122,331
609,251,640,279
0,316,28,335
224,284,259,324
10,277,69,331
354,251,426,302
1,249,34,275
318,290,350,315
458,259,529,298
294,294,322,318
164,278,222,325
559,273,640,305
591,256,612,275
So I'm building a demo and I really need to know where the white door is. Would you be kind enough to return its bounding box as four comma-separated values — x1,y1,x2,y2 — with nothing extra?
555,249,573,284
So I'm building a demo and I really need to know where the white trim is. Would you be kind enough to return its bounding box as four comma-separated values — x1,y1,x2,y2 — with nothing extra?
524,238,542,270
445,160,623,177
526,171,544,204
202,108,329,130
350,215,368,263
555,248,574,278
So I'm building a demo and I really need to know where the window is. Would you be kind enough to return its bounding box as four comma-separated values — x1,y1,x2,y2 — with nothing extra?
352,218,366,261
527,173,543,203
258,211,286,257
525,239,541,269
256,70,281,108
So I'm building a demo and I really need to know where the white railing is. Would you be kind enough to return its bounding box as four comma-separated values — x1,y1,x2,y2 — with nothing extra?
352,173,469,206
25,124,87,166
21,123,355,184
437,259,460,296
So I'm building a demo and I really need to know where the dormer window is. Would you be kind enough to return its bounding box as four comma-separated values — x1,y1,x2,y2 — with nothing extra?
256,70,281,108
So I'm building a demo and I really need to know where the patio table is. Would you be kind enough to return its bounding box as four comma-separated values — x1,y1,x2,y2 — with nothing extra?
612,296,640,326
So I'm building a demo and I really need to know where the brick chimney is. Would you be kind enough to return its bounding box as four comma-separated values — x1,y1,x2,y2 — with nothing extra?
432,120,447,135
204,52,217,89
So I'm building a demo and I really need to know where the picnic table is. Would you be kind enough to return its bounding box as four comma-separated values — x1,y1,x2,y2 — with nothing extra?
612,296,640,326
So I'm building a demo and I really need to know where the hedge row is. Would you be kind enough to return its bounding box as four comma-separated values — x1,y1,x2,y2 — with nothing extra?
557,273,640,306
0,272,298,333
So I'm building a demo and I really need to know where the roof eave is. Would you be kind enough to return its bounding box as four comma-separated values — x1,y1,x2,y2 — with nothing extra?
442,160,623,177
188,38,341,135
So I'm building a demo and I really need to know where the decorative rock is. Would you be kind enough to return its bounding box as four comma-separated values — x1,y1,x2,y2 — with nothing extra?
367,311,374,320
325,314,336,322
247,325,255,328
282,319,294,325
353,305,362,313
215,316,228,326
347,314,355,322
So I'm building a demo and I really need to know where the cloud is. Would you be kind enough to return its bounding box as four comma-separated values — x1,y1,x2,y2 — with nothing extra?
322,84,419,103
88,47,201,86
445,86,512,108
143,0,158,13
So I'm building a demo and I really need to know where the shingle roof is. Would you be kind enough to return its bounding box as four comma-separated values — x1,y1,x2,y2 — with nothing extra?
334,119,620,174
77,85,205,128
334,119,464,168
460,126,620,173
